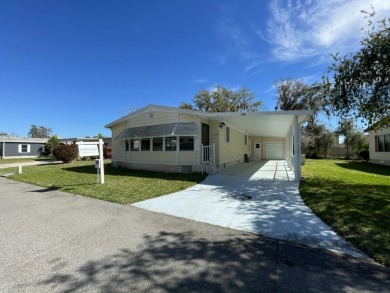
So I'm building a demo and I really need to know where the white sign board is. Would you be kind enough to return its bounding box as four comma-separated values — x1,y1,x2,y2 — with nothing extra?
78,144,99,157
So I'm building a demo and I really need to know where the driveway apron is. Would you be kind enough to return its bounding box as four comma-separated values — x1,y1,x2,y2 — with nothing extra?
133,160,365,258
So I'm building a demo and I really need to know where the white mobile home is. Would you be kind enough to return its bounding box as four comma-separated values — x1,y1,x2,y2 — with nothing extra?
105,105,312,180
365,118,390,166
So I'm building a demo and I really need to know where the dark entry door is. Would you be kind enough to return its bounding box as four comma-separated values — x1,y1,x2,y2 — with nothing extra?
201,123,210,146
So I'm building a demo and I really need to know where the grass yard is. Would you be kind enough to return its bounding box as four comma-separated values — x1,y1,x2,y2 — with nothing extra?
8,161,207,205
300,159,390,266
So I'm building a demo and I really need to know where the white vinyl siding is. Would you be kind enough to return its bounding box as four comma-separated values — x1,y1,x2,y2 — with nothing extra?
265,139,284,159
218,126,249,166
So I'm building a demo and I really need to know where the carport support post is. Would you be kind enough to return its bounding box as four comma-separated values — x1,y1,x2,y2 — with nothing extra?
99,139,105,184
293,115,301,181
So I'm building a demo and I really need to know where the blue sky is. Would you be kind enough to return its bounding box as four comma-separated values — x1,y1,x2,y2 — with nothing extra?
1,0,390,138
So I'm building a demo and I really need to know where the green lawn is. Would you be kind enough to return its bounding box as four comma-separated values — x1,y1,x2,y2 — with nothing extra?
300,159,390,266
8,161,206,205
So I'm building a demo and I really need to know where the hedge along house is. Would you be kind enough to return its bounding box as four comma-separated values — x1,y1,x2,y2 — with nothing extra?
105,105,312,181
0,137,48,159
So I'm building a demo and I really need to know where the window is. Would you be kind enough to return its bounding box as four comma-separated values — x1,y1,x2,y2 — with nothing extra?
125,140,129,152
245,135,247,146
375,134,390,152
225,127,230,143
165,137,176,151
180,137,194,151
141,138,151,151
18,144,30,153
131,139,140,151
153,137,163,151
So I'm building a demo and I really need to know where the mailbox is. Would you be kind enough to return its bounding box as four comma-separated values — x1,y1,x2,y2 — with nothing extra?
95,159,100,168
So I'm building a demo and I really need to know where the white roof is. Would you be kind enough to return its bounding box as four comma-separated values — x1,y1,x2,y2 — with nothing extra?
105,105,313,138
0,137,48,143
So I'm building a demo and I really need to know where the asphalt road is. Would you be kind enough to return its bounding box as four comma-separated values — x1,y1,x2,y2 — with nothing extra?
0,177,389,293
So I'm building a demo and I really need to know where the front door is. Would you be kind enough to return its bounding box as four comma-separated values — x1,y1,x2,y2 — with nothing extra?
254,142,262,159
201,123,209,146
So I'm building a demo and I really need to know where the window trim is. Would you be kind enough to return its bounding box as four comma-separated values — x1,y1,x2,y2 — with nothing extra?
18,144,30,153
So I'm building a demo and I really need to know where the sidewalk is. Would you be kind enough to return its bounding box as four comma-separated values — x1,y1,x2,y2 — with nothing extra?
0,160,63,177
0,160,62,169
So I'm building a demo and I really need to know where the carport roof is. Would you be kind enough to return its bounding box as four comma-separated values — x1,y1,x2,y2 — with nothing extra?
210,111,312,137
105,105,313,138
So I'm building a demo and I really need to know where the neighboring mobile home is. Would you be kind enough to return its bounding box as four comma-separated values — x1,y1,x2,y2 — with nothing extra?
365,118,390,166
105,105,312,180
0,137,47,159
58,137,112,147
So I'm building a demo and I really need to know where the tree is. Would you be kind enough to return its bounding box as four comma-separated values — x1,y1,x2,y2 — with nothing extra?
180,85,264,112
0,131,10,137
325,11,390,127
334,119,367,159
27,125,53,138
45,135,61,155
302,123,334,158
274,79,333,158
274,79,328,124
0,131,18,137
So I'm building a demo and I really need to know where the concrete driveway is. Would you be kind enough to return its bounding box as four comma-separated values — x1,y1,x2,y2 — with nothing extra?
1,176,390,292
134,160,364,257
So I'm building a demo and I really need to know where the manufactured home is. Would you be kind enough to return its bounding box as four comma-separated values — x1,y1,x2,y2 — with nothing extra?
365,118,390,166
105,105,312,181
0,137,47,159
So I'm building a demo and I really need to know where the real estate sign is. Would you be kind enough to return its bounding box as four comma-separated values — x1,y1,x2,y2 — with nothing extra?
78,144,99,157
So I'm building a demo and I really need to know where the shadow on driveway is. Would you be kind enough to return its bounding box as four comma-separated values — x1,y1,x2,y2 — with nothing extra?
36,231,390,293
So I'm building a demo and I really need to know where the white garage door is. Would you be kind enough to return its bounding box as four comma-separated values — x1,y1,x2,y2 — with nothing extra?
265,140,284,159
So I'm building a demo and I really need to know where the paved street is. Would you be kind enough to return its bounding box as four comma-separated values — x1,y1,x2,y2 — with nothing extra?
1,177,389,292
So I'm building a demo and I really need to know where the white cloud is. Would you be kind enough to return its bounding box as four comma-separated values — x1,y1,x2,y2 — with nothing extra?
266,0,390,62
216,8,265,72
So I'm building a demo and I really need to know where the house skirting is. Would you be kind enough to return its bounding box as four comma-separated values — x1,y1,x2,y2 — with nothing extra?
111,161,218,174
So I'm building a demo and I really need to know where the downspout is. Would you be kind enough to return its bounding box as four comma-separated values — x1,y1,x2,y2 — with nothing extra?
293,115,300,181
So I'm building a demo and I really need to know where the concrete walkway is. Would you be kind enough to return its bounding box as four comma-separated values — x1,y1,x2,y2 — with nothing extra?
0,160,62,176
134,160,365,258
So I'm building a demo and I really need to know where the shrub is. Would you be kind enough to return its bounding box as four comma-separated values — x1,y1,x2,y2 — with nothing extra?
53,144,78,163
359,150,369,161
103,145,112,159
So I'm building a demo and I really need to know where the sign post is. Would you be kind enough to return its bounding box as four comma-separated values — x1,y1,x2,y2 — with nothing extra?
76,139,105,184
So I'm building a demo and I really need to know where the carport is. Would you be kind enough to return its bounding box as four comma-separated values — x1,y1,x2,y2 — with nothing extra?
209,110,313,181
